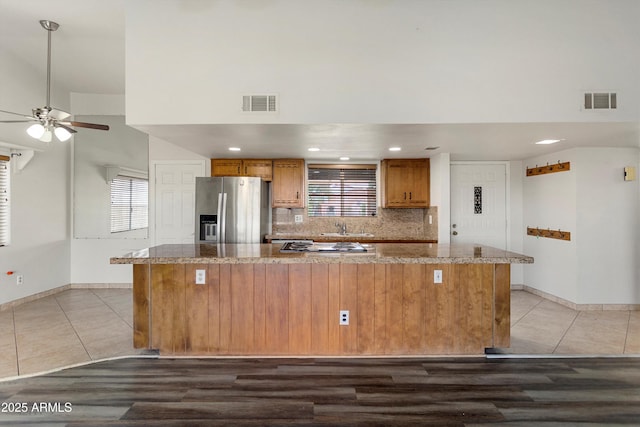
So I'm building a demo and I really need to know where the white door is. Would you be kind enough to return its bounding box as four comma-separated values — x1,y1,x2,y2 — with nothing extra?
154,163,205,245
450,163,507,249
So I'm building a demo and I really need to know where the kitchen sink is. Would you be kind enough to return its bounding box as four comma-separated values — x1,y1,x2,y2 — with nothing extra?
319,232,374,237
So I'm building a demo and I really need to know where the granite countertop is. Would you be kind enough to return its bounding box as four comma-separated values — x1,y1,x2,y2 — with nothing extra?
111,243,533,265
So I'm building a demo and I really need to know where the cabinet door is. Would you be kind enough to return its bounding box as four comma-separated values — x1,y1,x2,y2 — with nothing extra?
211,159,242,177
382,160,412,207
272,159,305,208
381,159,430,208
243,159,273,181
407,159,430,207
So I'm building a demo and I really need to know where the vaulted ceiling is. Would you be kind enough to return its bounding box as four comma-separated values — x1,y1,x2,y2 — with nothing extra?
1,0,638,161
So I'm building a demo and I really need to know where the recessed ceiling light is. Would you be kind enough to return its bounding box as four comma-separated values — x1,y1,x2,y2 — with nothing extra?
308,147,320,152
339,156,350,161
229,147,241,151
389,147,402,152
534,139,561,145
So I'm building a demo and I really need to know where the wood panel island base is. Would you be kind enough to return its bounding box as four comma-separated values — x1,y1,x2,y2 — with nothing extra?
111,244,533,356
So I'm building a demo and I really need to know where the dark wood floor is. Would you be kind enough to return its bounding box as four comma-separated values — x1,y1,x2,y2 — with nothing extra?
0,356,639,426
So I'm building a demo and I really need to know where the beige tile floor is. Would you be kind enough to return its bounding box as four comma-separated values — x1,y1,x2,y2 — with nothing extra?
500,290,640,355
0,289,638,379
0,289,145,379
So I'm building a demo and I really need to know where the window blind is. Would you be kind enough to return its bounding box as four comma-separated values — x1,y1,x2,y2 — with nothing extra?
110,175,148,233
0,156,9,246
308,164,377,217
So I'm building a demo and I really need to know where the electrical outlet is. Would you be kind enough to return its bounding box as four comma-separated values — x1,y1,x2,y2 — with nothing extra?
434,269,443,284
16,275,23,285
339,310,349,325
294,214,303,224
195,269,206,285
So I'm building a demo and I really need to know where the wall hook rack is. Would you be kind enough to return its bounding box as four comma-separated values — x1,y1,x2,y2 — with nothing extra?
526,161,570,177
527,226,571,241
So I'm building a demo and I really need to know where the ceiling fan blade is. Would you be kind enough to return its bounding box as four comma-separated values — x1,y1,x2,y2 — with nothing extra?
48,108,71,121
69,121,110,131
0,109,34,119
55,123,77,134
0,120,33,123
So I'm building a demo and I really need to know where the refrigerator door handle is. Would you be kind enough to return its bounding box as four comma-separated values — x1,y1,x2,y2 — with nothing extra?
221,192,228,242
216,193,223,243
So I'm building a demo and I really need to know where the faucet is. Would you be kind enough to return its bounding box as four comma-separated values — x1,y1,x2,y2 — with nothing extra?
335,222,347,235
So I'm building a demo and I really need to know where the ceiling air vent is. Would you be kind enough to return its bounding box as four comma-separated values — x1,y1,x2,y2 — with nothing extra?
584,92,617,109
242,94,277,112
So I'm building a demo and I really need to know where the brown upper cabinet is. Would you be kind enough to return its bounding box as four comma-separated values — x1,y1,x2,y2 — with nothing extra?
380,158,430,208
272,159,305,208
211,159,273,181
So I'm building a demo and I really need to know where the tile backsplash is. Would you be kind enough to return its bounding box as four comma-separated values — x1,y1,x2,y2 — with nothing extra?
272,206,438,240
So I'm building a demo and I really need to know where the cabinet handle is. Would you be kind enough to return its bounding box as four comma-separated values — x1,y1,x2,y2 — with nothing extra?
404,192,407,200
296,191,299,199
409,192,412,200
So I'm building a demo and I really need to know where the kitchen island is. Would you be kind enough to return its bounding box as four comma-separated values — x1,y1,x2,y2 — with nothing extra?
111,243,533,356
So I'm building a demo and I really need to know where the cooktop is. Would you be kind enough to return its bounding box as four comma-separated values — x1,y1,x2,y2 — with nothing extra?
279,241,368,253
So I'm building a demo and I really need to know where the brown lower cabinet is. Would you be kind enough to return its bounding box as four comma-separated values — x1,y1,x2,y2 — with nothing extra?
133,262,509,356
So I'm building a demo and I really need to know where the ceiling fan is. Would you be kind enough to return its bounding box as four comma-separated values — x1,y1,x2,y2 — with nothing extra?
0,19,109,143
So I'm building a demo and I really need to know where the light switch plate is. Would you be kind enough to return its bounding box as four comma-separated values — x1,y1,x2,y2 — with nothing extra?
434,269,443,284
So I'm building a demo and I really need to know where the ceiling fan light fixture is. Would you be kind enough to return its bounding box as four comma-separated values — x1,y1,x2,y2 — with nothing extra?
54,126,72,142
39,128,53,143
27,123,45,139
1,19,110,138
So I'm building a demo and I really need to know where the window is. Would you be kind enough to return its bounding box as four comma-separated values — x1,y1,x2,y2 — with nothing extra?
308,164,377,217
110,175,148,233
0,155,9,246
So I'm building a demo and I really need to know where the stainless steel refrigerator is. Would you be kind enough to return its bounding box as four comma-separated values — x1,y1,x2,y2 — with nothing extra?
195,176,271,244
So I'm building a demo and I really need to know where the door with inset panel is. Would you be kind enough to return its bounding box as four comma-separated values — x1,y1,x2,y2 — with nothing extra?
450,163,507,249
155,162,205,244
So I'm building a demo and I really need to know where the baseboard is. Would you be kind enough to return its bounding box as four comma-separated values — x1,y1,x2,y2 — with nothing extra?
0,283,132,312
518,285,640,311
69,283,133,289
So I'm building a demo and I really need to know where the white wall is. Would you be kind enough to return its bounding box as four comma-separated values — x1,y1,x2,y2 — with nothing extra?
523,147,640,304
0,143,71,305
0,46,72,306
125,0,640,126
73,115,148,238
509,160,524,286
575,148,640,304
69,95,150,284
430,153,451,245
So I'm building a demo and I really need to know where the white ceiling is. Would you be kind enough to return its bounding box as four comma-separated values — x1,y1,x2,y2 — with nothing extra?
1,0,639,161
0,0,125,95
137,122,640,162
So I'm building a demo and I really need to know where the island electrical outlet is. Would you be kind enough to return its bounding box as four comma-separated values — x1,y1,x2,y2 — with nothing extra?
195,269,206,285
339,310,349,325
